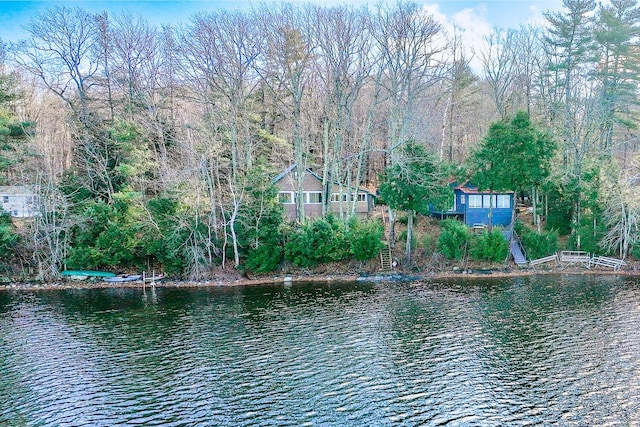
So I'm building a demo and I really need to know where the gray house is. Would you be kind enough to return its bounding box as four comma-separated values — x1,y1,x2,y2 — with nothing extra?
274,165,375,221
0,186,38,218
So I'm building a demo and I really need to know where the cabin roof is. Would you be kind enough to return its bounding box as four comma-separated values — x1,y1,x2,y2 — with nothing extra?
273,164,375,196
452,182,514,195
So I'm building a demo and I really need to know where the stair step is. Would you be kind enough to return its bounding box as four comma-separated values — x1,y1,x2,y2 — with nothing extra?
380,241,393,271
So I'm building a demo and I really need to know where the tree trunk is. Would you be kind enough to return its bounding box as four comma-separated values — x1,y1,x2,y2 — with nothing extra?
405,209,414,264
388,207,396,249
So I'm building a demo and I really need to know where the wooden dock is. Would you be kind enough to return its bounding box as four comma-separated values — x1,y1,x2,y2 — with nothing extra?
558,251,591,268
590,256,626,271
529,254,558,268
529,251,625,271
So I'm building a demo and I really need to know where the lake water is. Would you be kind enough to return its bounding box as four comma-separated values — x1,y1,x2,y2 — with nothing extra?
1,275,639,426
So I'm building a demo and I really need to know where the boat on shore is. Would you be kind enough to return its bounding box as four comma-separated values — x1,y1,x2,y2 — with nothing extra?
62,270,116,278
103,274,142,283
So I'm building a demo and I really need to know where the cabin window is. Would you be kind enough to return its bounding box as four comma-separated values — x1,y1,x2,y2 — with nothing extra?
306,192,323,204
278,192,295,204
460,194,465,204
497,194,510,208
482,195,497,209
468,195,482,208
2,196,7,203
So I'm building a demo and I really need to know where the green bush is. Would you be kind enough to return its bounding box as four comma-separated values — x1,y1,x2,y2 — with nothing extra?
66,201,142,270
142,197,195,275
520,229,559,260
347,217,385,261
285,216,350,268
437,219,470,260
238,165,286,274
0,210,18,260
244,243,284,273
470,229,509,262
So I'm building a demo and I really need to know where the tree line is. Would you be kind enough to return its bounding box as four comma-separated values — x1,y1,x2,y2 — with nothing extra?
0,0,638,279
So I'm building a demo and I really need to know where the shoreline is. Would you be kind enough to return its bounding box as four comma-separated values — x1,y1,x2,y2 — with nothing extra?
1,267,638,292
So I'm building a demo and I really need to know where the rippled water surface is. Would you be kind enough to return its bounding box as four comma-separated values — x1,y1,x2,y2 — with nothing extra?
1,275,640,426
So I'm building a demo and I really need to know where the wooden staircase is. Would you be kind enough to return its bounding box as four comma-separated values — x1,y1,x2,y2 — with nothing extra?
503,229,527,266
380,241,393,271
510,239,527,266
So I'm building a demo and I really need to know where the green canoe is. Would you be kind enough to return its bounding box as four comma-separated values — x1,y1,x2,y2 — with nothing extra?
61,270,116,277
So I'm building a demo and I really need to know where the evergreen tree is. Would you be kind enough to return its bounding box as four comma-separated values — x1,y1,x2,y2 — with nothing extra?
471,111,556,229
594,0,640,151
379,142,451,264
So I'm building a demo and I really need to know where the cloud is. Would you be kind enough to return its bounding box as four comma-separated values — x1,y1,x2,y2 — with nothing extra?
423,3,493,73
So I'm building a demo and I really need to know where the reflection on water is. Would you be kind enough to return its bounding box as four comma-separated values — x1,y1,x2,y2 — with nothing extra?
1,275,640,426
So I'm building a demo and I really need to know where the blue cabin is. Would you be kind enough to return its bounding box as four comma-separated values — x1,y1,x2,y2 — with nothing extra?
433,183,515,228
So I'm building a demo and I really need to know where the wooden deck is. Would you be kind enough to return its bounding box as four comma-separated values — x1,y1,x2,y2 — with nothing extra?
529,251,625,271
529,254,558,267
558,251,591,268
590,256,626,271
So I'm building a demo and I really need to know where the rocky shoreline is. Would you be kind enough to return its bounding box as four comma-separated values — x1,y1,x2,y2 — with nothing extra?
1,266,638,292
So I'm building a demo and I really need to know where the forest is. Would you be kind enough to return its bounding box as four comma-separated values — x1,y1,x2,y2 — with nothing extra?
0,0,638,280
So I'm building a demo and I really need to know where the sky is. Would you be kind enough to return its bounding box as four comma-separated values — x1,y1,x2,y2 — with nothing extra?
0,0,566,69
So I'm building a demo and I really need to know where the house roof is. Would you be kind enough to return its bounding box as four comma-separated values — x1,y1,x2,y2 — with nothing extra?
0,186,35,195
453,182,514,195
273,164,323,184
274,164,375,196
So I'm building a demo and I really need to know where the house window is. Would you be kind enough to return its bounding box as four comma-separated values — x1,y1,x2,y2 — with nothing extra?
497,194,510,209
482,195,497,209
306,192,322,204
279,192,295,204
460,194,465,204
330,193,366,202
468,195,482,208
2,196,7,203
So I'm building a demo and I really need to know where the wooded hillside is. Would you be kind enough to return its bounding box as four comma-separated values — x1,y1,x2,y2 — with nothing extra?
0,0,638,279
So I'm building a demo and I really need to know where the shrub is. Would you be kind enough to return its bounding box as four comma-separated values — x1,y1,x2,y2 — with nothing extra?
470,229,509,262
66,199,142,270
0,210,18,260
238,165,286,274
520,229,559,260
347,217,385,261
437,219,470,260
244,244,284,273
285,216,350,267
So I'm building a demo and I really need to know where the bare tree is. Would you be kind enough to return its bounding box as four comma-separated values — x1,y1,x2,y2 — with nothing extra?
371,1,446,247
309,4,376,218
254,3,316,221
600,159,640,259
